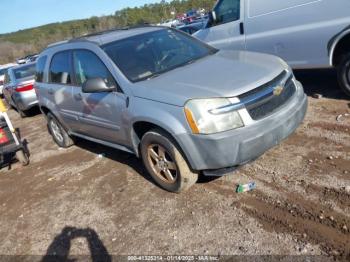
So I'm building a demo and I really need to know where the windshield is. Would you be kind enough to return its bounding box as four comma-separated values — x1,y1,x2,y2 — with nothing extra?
13,64,36,79
103,28,217,82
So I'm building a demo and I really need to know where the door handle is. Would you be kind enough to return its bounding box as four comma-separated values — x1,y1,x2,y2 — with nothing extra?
74,93,82,101
48,88,54,95
239,22,244,35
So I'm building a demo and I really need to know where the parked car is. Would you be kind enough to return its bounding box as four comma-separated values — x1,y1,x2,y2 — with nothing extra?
0,63,17,97
16,54,38,64
16,57,27,65
194,0,350,95
3,62,37,117
28,55,39,63
35,26,307,192
177,19,207,35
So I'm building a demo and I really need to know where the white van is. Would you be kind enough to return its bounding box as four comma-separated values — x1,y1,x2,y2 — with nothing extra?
194,0,350,95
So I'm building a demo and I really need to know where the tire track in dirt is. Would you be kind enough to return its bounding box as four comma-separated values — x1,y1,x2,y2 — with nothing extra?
240,190,350,258
305,184,350,210
308,122,350,136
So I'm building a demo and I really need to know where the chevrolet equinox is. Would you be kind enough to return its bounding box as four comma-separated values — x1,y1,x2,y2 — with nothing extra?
35,26,308,192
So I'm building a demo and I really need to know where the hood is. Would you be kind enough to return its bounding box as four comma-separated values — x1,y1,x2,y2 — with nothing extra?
131,50,288,106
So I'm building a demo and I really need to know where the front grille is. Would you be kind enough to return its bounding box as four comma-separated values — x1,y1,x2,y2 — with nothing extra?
238,72,296,121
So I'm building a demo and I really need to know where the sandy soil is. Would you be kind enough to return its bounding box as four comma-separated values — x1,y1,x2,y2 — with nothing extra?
0,69,349,260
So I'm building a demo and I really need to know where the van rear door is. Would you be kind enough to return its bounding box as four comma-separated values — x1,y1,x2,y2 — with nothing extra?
194,0,245,51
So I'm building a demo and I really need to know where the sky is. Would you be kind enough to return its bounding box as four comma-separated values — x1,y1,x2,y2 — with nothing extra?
0,0,158,34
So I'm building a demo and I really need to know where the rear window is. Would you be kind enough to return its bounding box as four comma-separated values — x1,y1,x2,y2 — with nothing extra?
13,64,36,79
36,56,47,83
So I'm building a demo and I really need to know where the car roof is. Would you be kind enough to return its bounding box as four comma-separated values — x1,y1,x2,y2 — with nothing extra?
46,26,165,50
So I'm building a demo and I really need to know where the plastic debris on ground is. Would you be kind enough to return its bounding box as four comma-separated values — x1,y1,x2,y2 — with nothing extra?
336,113,349,122
236,182,256,193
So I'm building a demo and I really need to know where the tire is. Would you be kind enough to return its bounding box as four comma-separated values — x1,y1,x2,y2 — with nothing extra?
337,52,350,96
140,129,198,193
16,150,29,166
18,108,28,118
47,113,74,148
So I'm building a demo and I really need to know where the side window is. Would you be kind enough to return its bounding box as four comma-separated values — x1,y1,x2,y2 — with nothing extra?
214,0,240,25
72,50,116,89
36,56,47,83
49,51,72,85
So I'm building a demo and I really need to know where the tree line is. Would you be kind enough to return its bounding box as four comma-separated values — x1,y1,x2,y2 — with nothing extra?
0,0,215,64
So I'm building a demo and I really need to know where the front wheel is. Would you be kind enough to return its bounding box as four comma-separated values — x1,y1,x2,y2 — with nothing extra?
140,129,198,193
337,52,350,96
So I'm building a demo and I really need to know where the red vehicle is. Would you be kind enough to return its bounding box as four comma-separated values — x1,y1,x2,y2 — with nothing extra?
0,100,29,167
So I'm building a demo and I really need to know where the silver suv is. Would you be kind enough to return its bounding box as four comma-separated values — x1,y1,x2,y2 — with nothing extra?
35,27,307,192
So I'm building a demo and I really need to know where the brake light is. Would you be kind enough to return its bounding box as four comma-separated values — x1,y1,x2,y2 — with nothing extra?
15,84,34,92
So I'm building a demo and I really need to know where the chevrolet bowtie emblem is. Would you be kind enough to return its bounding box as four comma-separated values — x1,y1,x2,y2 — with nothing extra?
273,85,284,96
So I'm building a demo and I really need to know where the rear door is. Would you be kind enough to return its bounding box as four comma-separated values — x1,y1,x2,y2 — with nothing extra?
71,49,127,144
194,0,245,50
46,50,80,131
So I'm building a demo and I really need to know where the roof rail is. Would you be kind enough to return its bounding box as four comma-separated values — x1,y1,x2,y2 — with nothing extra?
73,27,130,40
47,40,69,48
45,24,159,50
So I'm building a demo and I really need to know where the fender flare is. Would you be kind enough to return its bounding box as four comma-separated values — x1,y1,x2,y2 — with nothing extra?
329,26,350,66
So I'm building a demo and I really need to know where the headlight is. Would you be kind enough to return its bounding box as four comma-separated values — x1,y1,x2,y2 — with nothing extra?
184,98,244,134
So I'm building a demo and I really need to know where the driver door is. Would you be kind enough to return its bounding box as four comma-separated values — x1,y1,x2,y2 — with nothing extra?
194,0,245,51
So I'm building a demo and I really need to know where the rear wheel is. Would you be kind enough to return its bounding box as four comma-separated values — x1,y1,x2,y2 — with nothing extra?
18,108,28,118
140,129,198,193
337,52,350,96
47,113,74,148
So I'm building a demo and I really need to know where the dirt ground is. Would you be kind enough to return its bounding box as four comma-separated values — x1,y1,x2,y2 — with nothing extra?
0,69,349,260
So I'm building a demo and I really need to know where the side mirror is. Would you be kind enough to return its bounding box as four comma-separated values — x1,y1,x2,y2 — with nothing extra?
207,11,217,27
211,11,217,22
82,78,114,93
210,11,217,23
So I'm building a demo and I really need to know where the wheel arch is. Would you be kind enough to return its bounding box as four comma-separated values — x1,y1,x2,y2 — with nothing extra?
329,29,350,67
39,105,51,117
131,119,195,171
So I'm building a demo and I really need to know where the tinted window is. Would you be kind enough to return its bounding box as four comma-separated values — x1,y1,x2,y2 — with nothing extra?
103,29,216,82
73,50,116,88
13,64,36,79
49,51,72,84
36,56,47,83
214,0,240,25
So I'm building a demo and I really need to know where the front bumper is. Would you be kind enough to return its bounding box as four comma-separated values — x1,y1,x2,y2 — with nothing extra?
13,89,38,111
176,81,308,173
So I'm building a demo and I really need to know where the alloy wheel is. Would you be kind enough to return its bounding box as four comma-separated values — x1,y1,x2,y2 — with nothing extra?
147,144,178,184
50,120,64,143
